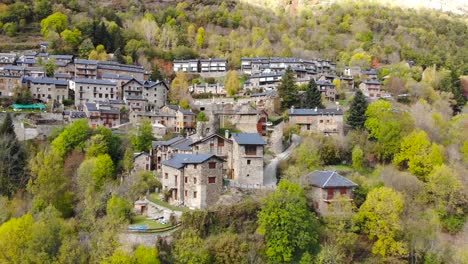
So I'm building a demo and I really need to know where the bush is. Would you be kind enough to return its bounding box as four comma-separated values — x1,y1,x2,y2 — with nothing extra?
440,213,465,234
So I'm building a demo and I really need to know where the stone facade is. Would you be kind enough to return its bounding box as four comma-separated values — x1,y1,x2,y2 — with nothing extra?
288,107,344,135
230,133,266,186
359,78,382,99
161,154,223,209
70,78,117,107
191,134,233,177
133,152,152,172
23,77,69,103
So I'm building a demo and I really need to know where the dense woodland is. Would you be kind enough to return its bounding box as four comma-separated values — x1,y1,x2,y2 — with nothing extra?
0,0,467,263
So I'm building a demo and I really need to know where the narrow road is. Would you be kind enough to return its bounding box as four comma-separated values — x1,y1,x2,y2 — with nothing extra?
263,134,301,186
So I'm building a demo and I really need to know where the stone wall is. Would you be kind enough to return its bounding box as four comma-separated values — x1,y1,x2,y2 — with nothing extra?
232,144,264,185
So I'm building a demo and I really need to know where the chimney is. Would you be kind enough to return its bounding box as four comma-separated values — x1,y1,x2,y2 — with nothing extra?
291,105,294,114
225,129,230,139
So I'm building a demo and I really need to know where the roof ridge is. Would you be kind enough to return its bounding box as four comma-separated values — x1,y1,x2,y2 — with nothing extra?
322,171,334,187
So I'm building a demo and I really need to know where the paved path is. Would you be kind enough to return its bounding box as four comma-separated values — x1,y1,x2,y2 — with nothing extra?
263,134,301,186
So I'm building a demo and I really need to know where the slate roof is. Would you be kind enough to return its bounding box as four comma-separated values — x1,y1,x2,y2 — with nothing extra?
171,138,193,151
75,59,98,65
133,152,151,159
304,170,358,188
70,111,87,118
49,55,74,60
363,79,381,85
85,102,98,111
152,136,185,148
72,78,116,86
316,80,335,86
23,77,68,86
190,133,232,146
162,154,217,169
102,73,134,80
288,108,343,116
178,109,196,116
232,133,267,145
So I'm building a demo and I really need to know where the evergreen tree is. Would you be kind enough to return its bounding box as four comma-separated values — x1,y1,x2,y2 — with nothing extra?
303,79,323,108
0,113,15,137
347,90,368,129
278,67,299,111
113,48,125,64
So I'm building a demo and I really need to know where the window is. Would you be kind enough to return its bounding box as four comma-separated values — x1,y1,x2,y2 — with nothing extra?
194,164,197,169
193,177,197,184
208,162,216,169
247,160,251,165
184,190,188,196
245,145,257,155
164,173,168,179
208,177,216,184
193,191,197,198
320,120,324,123
184,177,188,183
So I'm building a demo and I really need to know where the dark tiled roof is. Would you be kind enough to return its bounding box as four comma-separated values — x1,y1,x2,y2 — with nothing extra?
232,133,266,145
288,108,343,116
85,102,98,111
72,78,116,86
171,138,193,151
70,111,87,118
162,154,216,169
152,136,185,148
363,79,381,85
23,77,68,86
109,99,125,104
304,170,358,188
102,73,134,80
75,59,98,65
50,55,73,60
133,152,150,159
178,109,196,116
316,80,335,86
190,133,232,146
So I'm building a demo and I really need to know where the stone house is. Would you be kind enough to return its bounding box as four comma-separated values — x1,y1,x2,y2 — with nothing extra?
190,133,234,177
360,69,377,79
176,109,196,133
74,59,98,79
97,61,146,80
22,77,69,103
302,170,358,215
287,107,343,135
83,102,121,128
69,78,117,108
151,136,188,171
190,83,226,95
142,80,169,111
230,133,266,185
130,111,176,132
217,103,268,135
0,74,21,98
133,152,152,172
161,154,224,209
315,80,336,101
359,78,382,99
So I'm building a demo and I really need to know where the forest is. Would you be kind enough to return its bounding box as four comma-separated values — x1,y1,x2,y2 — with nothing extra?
0,0,467,263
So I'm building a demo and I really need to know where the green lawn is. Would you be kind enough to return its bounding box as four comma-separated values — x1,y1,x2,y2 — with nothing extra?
130,215,169,229
148,193,188,212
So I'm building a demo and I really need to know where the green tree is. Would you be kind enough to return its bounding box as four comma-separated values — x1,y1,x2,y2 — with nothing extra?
394,130,444,179
196,112,208,122
150,64,164,81
278,67,299,111
303,79,323,108
0,113,15,137
41,12,68,38
44,59,57,77
225,70,240,96
365,100,413,161
352,145,364,171
0,135,27,198
196,27,205,49
51,119,91,159
425,165,463,213
3,22,18,37
179,98,190,110
131,120,154,152
89,44,108,61
33,0,53,20
357,187,407,258
86,134,109,158
28,150,73,217
78,38,94,58
133,246,160,264
173,229,211,264
347,90,368,129
106,196,133,225
61,28,82,50
257,180,319,262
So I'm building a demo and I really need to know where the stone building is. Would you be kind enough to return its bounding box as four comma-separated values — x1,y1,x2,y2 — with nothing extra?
83,102,121,128
217,103,268,135
151,136,188,171
359,78,382,99
74,59,98,79
176,109,196,133
315,80,336,101
133,152,152,172
230,133,266,185
69,78,117,107
23,77,69,103
287,107,344,135
161,154,224,209
301,170,358,215
191,133,234,177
